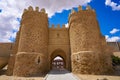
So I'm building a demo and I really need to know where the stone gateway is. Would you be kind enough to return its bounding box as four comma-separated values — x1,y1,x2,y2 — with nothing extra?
7,6,113,76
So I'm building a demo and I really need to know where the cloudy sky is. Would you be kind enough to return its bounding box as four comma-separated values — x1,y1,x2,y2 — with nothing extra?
0,0,120,42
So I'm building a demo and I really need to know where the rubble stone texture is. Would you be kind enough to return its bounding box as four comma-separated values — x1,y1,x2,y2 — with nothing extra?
6,6,113,76
7,31,20,75
13,52,47,76
0,43,13,70
69,6,113,74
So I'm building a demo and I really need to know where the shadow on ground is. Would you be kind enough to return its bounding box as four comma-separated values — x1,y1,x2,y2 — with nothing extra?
47,69,69,75
0,69,6,75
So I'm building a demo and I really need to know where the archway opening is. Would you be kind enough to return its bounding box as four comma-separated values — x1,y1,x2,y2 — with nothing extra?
52,56,65,70
50,49,67,70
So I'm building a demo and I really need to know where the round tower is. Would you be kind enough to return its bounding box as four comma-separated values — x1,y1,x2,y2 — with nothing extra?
69,6,112,74
69,6,102,53
13,6,49,76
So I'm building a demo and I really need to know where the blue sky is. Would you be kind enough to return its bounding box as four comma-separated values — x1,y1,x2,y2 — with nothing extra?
0,0,120,42
49,0,120,42
90,0,120,41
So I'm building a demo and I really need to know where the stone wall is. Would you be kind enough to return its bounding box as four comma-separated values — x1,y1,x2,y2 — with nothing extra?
107,42,120,52
72,51,100,74
69,6,113,74
69,6,101,53
18,6,48,54
0,5,116,76
13,6,49,76
0,43,13,69
13,52,47,76
0,43,13,57
48,25,71,71
7,31,20,75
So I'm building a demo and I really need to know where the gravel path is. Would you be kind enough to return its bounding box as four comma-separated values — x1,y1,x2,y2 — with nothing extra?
45,69,80,80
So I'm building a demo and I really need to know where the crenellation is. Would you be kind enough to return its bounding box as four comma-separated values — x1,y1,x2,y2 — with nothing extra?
51,24,54,28
40,8,46,13
49,24,68,29
6,5,113,76
56,24,60,28
22,6,47,17
35,7,39,12
69,5,113,74
78,5,82,11
86,5,92,10
71,9,76,14
69,7,96,23
69,12,96,24
23,9,27,13
28,6,33,11
62,24,66,28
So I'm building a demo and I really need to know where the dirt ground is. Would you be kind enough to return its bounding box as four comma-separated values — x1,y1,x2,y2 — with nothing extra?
0,76,44,80
76,74,120,80
0,69,44,80
75,65,120,80
1,72,120,80
0,65,120,80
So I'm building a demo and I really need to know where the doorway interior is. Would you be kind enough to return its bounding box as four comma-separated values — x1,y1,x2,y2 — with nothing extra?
52,56,65,70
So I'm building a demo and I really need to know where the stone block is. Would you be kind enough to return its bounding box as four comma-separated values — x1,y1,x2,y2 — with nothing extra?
13,52,48,76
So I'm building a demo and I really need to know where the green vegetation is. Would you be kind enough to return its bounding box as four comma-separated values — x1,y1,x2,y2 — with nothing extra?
112,55,120,65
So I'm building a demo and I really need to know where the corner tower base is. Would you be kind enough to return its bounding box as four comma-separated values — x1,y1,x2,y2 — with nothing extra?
13,52,48,76
72,51,113,75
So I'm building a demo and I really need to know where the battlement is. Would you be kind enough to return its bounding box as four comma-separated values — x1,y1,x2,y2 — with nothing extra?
21,6,48,27
49,24,67,29
6,5,113,76
69,5,95,19
23,6,47,14
68,5,97,27
70,5,94,14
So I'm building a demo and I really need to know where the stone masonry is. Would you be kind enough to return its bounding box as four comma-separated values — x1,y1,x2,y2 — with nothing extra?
69,6,113,74
6,5,113,76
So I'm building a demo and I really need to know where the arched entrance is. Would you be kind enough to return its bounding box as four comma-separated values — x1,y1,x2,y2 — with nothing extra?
50,49,67,70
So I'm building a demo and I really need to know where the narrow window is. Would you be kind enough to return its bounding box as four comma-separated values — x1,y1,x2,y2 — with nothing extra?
10,44,12,50
57,33,59,37
77,56,79,60
37,57,40,64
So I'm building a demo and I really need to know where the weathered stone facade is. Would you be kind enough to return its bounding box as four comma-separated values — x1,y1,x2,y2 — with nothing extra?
6,6,113,76
69,6,113,74
0,43,13,69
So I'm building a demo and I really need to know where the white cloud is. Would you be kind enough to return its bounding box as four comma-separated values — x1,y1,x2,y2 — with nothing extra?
105,0,120,10
105,35,120,42
0,0,92,42
65,23,69,28
110,28,120,34
27,0,92,17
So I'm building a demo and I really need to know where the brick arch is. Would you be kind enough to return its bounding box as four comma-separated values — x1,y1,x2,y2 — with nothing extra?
50,49,67,69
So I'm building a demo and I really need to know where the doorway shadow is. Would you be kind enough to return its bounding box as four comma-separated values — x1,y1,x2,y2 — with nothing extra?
0,69,7,75
48,69,70,75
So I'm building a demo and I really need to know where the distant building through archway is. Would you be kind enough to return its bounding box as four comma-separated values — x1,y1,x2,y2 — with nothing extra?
52,56,65,70
49,49,68,70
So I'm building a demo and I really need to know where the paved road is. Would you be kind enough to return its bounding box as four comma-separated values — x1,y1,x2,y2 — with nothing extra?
45,69,80,80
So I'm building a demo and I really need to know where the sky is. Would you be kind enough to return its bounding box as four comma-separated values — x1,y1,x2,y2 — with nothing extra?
0,0,120,42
